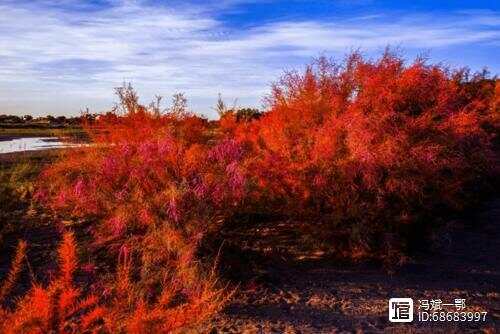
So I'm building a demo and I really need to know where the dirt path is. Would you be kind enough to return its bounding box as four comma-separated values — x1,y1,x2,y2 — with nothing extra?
205,199,500,333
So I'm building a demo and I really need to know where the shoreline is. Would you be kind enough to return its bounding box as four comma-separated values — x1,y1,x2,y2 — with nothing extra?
0,135,55,142
0,127,85,141
0,148,64,162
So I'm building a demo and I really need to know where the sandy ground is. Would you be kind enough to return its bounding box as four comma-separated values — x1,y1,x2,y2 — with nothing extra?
202,199,500,333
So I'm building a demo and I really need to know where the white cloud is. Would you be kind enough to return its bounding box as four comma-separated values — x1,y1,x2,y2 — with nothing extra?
0,1,498,116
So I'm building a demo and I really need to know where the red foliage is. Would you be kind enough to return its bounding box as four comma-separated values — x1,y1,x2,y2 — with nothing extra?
238,52,497,254
38,108,245,250
32,88,242,332
0,233,228,333
3,52,497,332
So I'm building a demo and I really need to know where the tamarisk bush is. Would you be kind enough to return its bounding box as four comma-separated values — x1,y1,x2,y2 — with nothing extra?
33,86,243,332
0,233,103,333
2,52,497,331
37,85,245,246
237,51,498,256
0,233,229,333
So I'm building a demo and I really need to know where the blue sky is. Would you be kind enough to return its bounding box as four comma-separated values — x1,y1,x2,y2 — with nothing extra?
0,0,499,117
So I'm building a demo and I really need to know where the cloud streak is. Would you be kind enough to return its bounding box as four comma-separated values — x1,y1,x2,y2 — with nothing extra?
0,1,498,116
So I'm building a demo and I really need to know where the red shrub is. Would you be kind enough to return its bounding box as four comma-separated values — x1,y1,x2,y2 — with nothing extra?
238,52,497,255
34,88,243,332
37,53,496,259
38,101,245,250
0,233,228,333
3,52,496,332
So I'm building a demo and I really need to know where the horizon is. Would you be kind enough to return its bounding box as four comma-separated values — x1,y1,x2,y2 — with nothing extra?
1,0,499,118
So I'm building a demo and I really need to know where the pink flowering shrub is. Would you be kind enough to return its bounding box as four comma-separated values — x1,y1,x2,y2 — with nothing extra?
35,88,245,332
39,114,245,249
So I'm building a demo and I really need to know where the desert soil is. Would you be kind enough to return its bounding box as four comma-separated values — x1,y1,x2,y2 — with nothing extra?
203,199,500,333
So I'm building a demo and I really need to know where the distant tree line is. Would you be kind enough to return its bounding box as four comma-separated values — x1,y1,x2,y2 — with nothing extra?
1,88,265,129
0,113,99,127
214,93,263,122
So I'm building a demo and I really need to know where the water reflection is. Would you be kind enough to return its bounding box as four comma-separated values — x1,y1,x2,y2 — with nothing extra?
0,137,79,154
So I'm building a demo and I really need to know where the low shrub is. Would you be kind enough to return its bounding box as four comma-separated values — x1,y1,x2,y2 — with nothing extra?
0,233,229,333
237,52,498,256
32,87,244,332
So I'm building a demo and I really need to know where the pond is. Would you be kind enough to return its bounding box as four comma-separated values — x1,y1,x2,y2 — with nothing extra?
0,137,79,154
